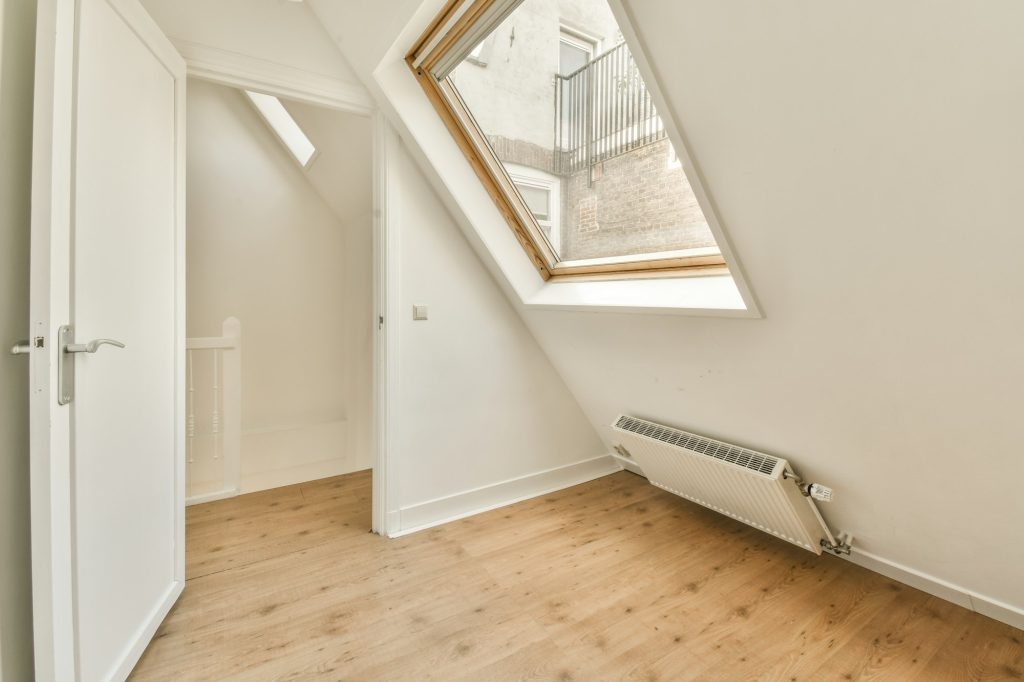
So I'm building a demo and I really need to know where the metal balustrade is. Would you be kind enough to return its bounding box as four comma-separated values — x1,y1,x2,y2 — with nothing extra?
554,42,667,175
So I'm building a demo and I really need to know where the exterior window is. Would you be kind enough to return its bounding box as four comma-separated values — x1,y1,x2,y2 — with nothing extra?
509,163,561,253
518,184,550,221
408,0,725,280
558,31,594,150
559,31,593,76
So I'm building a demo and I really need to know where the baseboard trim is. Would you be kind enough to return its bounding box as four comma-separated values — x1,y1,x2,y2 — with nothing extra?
612,453,645,476
185,488,238,506
840,546,1024,631
241,459,356,494
391,454,622,537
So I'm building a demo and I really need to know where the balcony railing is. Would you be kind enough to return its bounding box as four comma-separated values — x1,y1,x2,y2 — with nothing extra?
554,42,667,175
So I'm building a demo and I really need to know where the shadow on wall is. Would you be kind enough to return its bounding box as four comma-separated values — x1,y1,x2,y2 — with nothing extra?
0,0,38,679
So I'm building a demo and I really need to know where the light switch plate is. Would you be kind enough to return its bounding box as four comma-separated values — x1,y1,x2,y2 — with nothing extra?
412,305,428,321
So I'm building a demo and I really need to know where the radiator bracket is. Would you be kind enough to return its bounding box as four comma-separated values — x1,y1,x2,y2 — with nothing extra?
821,531,853,556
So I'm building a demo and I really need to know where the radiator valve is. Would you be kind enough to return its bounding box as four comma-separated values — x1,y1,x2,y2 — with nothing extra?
807,483,833,502
783,470,833,501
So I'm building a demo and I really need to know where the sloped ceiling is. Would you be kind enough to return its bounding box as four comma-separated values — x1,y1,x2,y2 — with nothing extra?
307,0,424,78
312,0,1024,617
283,99,372,225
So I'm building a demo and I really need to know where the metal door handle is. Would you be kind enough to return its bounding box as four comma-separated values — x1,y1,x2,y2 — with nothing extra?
57,326,127,405
10,340,31,355
66,338,126,353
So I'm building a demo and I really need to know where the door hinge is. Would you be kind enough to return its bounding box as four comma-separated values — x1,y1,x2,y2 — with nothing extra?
378,315,384,330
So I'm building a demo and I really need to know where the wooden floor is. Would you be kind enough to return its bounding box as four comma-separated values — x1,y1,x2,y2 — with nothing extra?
131,470,1022,681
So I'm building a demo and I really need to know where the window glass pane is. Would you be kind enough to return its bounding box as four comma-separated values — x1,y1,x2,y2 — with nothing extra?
559,40,589,76
517,184,550,220
448,0,719,265
244,91,316,167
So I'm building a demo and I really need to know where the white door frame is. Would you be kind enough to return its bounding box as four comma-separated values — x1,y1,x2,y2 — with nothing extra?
171,47,397,536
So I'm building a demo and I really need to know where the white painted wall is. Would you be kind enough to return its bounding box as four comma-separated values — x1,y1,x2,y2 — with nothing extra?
386,137,609,530
0,0,37,677
283,99,375,472
186,78,373,492
286,99,373,224
312,0,1024,624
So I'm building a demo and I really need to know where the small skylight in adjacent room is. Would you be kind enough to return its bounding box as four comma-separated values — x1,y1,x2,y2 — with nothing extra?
244,90,317,168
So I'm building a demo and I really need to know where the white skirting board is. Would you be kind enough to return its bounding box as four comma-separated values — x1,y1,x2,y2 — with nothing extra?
390,454,623,537
838,547,1024,631
241,458,354,494
188,420,367,503
612,452,645,476
240,419,369,493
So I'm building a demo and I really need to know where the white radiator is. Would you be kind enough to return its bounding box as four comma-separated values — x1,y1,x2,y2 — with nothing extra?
612,415,840,555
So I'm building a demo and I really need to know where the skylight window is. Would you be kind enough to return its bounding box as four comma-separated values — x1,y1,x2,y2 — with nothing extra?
408,0,726,280
244,90,317,168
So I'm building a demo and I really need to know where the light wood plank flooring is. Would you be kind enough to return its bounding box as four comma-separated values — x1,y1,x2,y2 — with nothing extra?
131,470,1022,681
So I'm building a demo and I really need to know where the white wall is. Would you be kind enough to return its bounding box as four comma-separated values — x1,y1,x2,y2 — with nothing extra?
186,78,373,492
313,0,1024,625
286,99,373,224
284,99,375,472
0,0,36,678
387,136,610,530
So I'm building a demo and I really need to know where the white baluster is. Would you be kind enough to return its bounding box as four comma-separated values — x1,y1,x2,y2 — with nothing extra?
211,348,221,460
221,317,242,497
187,350,196,450
184,318,242,505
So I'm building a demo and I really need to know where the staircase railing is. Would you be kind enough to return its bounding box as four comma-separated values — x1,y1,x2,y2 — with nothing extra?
185,317,241,505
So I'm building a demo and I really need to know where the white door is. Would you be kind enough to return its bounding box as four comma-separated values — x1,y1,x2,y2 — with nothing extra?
29,0,185,680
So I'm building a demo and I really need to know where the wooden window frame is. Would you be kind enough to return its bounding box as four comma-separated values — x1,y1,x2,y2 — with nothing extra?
407,0,728,281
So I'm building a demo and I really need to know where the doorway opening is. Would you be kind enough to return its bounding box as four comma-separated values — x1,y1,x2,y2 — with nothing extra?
181,77,374,575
